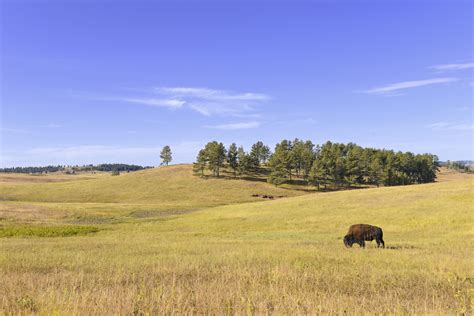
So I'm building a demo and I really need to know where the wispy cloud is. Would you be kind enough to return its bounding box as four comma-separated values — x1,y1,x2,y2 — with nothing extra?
154,87,270,116
156,87,269,101
99,87,269,117
205,121,261,130
426,122,474,131
123,98,185,108
364,78,458,95
42,123,62,128
430,62,474,71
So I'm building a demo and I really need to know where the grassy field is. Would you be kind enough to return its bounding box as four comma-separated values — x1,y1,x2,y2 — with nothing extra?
0,166,472,314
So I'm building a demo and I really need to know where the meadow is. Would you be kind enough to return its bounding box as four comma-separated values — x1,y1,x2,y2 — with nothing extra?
0,165,472,314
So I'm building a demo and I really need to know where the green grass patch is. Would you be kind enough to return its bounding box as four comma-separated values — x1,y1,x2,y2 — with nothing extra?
0,225,99,237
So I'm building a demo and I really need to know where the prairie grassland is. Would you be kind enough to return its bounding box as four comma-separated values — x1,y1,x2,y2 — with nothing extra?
0,166,472,314
0,171,107,184
0,165,307,206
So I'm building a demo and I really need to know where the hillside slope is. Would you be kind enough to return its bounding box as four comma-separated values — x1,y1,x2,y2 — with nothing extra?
0,170,473,314
0,165,306,209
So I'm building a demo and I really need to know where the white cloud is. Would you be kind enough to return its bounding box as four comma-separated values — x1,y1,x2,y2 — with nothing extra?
124,98,185,108
426,122,474,131
231,113,262,118
154,87,269,116
205,121,261,130
364,77,458,95
430,62,474,70
41,123,62,128
96,87,269,117
156,87,270,101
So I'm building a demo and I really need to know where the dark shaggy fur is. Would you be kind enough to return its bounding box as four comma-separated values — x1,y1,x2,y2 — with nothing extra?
343,224,385,248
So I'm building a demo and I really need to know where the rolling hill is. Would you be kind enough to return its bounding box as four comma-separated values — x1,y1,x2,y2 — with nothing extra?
0,166,472,314
0,164,307,207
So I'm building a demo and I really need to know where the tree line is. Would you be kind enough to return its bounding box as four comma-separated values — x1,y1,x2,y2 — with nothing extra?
0,164,149,174
443,160,473,173
193,139,440,188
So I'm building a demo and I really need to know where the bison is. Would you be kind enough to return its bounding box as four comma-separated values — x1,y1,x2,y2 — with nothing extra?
343,224,385,248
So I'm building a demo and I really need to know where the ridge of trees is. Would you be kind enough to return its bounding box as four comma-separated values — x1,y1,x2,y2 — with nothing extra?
194,139,440,188
0,164,150,174
443,160,473,173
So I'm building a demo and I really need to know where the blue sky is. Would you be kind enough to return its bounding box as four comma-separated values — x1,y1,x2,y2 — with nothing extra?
1,0,473,167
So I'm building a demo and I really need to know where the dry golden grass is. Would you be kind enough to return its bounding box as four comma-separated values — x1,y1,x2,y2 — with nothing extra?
0,172,106,184
436,167,474,182
0,166,472,314
0,165,307,208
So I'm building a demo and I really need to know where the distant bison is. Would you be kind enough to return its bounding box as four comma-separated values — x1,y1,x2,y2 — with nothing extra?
343,224,385,248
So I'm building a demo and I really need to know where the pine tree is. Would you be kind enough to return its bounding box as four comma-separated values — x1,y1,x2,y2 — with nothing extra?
289,139,304,177
237,146,252,175
268,140,292,183
368,155,383,187
301,140,315,181
193,149,207,176
309,158,326,189
160,146,172,166
345,144,363,185
260,145,271,165
204,141,226,177
250,141,270,168
227,143,239,177
268,165,287,187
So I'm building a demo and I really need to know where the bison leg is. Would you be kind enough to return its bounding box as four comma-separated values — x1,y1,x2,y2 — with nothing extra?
359,240,365,248
378,231,385,248
376,237,385,248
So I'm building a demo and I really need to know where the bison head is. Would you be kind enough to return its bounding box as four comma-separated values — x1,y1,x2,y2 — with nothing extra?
343,235,354,248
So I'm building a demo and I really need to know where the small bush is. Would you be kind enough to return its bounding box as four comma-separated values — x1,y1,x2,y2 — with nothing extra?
16,296,37,311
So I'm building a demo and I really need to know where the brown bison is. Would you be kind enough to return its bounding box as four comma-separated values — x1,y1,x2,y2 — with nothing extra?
343,224,385,248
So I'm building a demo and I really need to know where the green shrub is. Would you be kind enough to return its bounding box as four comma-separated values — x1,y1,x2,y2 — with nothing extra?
111,170,120,176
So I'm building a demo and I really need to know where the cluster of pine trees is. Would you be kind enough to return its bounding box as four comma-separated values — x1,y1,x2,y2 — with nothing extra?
193,141,270,177
194,139,439,188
